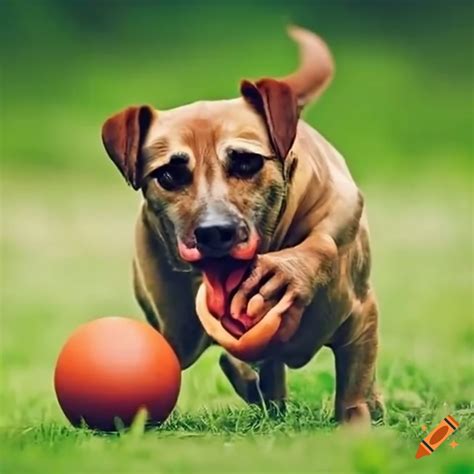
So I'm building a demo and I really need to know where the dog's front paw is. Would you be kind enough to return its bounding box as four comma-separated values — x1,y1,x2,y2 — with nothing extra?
229,251,318,342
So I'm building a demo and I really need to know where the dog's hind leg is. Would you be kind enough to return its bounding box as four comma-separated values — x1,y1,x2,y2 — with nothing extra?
330,294,383,425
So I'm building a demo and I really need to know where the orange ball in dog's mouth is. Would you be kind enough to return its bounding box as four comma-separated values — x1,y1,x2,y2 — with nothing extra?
195,285,281,361
199,257,256,338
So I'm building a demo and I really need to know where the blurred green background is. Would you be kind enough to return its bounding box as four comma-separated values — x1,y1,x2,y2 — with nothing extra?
1,1,473,473
2,0,473,180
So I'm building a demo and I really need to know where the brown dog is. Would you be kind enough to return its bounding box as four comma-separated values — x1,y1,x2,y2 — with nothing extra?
101,27,382,424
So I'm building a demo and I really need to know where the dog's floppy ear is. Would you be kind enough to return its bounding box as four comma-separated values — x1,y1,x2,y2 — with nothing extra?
241,26,334,159
240,79,298,160
101,105,154,190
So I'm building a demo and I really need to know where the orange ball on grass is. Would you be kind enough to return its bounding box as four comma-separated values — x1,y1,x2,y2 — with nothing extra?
54,317,181,431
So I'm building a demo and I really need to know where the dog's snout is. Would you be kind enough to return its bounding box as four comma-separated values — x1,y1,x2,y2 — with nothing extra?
195,223,237,256
195,221,248,257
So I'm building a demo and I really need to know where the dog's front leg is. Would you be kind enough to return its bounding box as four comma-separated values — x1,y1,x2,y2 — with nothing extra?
134,213,211,369
230,232,337,342
219,353,287,413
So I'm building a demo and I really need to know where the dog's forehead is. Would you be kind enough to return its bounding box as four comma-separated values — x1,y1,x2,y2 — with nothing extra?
146,98,269,149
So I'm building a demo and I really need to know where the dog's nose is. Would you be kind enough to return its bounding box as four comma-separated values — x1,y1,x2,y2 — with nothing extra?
195,222,247,257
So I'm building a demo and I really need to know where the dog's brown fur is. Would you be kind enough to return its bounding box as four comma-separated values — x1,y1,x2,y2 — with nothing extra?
101,27,382,424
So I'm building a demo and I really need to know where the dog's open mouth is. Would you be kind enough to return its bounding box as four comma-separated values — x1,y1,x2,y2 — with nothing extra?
178,237,259,338
198,257,254,338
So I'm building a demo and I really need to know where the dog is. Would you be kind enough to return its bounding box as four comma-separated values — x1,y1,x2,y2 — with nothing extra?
101,27,382,424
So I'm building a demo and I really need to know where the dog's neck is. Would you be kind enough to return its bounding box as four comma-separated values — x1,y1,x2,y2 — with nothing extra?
270,123,333,250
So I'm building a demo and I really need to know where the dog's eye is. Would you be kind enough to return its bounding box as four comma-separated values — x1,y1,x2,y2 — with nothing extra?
228,151,264,178
153,163,192,191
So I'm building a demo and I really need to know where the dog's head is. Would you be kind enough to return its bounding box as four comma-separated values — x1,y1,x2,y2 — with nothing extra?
101,27,333,317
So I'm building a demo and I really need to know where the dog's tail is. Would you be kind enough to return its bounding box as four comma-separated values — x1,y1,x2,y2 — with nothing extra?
281,26,334,110
240,27,334,158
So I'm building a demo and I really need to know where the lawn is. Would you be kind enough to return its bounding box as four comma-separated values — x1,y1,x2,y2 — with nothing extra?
1,1,473,473
1,170,472,473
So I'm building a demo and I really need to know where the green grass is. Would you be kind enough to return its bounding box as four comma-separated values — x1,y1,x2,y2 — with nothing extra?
1,170,473,473
1,2,473,472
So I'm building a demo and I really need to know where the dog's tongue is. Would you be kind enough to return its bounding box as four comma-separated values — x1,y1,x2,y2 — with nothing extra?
201,258,253,337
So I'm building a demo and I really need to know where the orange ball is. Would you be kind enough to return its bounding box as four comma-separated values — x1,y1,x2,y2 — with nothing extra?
195,285,281,362
54,317,181,431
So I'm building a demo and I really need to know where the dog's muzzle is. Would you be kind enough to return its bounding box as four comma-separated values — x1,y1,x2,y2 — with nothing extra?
178,212,259,262
177,216,260,337
194,219,249,258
